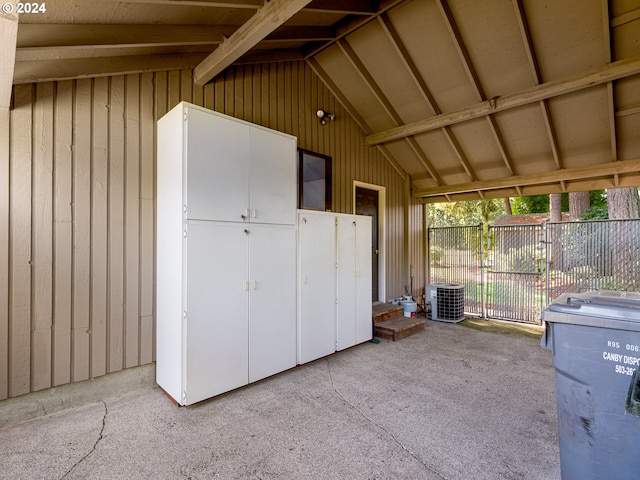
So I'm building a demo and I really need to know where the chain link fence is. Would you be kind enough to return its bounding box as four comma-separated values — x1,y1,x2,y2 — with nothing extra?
428,225,483,316
548,219,640,299
428,219,640,325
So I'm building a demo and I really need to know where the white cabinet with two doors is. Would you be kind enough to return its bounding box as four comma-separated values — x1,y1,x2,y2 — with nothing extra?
297,210,373,365
157,102,297,406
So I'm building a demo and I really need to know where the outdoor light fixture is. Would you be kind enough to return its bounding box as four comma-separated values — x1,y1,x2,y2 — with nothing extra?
316,109,335,125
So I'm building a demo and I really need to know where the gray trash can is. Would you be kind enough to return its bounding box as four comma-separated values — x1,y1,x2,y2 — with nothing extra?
542,291,640,480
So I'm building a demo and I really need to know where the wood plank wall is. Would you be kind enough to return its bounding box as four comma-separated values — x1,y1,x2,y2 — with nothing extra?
1,61,418,400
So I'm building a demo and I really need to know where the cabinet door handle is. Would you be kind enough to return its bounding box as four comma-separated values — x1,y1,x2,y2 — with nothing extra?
243,281,249,291
252,280,257,290
251,208,256,218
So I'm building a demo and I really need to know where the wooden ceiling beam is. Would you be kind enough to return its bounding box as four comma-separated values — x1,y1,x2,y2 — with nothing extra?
1,3,18,108
512,0,562,170
264,26,335,41
17,25,335,50
412,158,640,199
108,0,263,8
366,54,640,146
306,56,373,135
301,0,403,59
339,38,445,184
307,52,409,181
379,13,477,183
611,8,640,28
437,0,514,177
17,24,229,49
193,0,311,86
337,38,399,124
232,48,304,64
616,104,640,117
602,0,619,186
305,0,377,15
378,14,439,114
13,53,207,84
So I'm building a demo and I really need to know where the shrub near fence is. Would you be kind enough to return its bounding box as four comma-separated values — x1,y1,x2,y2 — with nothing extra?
428,218,640,325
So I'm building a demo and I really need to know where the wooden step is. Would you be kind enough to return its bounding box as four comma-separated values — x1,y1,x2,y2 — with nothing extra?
372,302,404,324
375,316,426,341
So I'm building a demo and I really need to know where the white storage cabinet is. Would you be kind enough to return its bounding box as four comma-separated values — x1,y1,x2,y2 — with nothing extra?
297,210,372,365
157,102,297,406
336,213,372,350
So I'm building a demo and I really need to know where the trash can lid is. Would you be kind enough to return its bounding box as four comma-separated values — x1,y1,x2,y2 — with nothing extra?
543,291,640,328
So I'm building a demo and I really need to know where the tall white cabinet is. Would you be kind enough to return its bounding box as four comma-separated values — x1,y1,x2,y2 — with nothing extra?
297,211,372,365
157,102,297,406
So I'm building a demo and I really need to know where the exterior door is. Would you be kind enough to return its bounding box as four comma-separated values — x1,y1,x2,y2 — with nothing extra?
355,187,379,302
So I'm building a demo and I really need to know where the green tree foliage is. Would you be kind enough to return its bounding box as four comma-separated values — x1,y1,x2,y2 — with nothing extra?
428,199,506,227
511,193,571,214
511,195,549,214
573,191,608,220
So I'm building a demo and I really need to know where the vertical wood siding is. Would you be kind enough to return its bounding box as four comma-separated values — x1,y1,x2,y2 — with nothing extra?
0,61,412,400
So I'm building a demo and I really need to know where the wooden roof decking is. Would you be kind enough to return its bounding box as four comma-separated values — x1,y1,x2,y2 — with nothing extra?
5,0,640,201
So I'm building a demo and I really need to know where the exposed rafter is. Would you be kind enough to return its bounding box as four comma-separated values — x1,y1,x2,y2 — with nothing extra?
308,55,408,181
304,0,377,15
17,25,337,50
378,13,471,183
109,0,263,8
14,53,207,84
602,0,618,167
610,7,640,28
302,0,404,59
1,3,19,108
436,0,516,177
338,38,446,184
512,0,562,170
17,24,230,49
306,56,372,135
366,54,640,146
413,159,640,199
193,0,312,86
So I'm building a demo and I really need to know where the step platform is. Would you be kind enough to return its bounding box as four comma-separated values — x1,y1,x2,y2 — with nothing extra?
372,302,425,341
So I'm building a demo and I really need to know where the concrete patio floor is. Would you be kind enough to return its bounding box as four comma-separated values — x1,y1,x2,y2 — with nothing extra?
0,319,560,479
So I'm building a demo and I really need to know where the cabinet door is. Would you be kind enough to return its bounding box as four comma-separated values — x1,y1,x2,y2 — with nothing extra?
249,126,296,225
355,216,373,344
248,225,297,382
185,222,249,404
298,212,337,364
185,107,250,222
336,215,357,350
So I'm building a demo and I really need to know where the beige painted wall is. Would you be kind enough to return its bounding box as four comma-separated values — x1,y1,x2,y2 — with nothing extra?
0,61,425,400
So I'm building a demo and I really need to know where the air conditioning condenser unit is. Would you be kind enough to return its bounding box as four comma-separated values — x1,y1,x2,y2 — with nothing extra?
426,283,465,323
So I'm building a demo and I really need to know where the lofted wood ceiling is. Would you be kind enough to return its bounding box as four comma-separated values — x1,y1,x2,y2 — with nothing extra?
8,0,640,202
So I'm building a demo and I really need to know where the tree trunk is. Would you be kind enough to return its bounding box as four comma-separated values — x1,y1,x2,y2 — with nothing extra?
608,188,640,289
608,187,640,219
503,198,512,216
550,194,562,222
549,194,564,272
569,191,590,220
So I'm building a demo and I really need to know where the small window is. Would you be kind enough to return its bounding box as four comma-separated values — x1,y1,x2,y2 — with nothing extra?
298,149,332,211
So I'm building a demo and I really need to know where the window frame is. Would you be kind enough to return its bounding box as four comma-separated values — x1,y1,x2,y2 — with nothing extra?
297,148,332,211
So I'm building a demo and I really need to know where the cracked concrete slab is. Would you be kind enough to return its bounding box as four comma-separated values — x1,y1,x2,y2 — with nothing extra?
0,320,560,479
